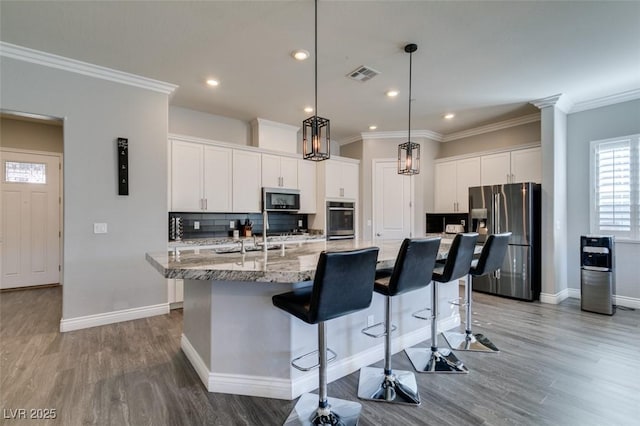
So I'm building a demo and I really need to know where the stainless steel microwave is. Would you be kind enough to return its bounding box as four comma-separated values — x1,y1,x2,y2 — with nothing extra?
262,187,300,211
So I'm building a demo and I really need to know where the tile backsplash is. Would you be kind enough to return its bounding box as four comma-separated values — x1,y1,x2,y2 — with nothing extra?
425,213,468,233
169,212,308,240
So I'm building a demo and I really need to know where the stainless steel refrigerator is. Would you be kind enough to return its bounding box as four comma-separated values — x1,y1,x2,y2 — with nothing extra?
468,183,541,301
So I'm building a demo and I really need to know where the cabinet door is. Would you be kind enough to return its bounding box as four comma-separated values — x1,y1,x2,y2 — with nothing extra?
280,157,298,189
170,140,203,211
481,152,511,186
341,162,359,200
233,150,262,212
511,147,541,183
434,161,457,212
325,160,343,199
203,145,232,212
261,154,281,188
456,157,480,213
297,160,316,213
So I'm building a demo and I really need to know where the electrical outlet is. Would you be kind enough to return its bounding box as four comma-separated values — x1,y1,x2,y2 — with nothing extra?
461,219,466,227
298,220,303,227
93,223,107,234
194,221,200,230
230,221,235,229
367,220,372,227
367,315,375,327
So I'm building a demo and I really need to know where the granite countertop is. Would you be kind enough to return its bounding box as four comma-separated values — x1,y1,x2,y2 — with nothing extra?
147,237,456,284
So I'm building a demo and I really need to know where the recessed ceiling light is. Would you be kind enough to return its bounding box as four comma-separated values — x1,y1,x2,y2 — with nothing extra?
292,49,310,61
304,106,314,113
206,79,219,87
444,113,455,119
386,90,399,97
369,125,377,130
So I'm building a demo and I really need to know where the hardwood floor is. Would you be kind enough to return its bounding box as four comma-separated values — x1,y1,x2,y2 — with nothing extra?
1,286,638,425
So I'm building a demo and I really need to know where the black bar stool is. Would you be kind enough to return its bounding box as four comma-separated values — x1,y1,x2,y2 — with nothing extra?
357,237,441,405
405,232,478,374
272,247,379,426
444,232,511,352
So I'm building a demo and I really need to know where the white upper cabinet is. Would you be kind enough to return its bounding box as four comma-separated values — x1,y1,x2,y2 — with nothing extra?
203,145,232,212
480,152,511,186
297,159,317,213
170,140,231,212
510,147,541,183
481,147,541,185
434,157,480,213
171,140,203,212
232,150,262,213
324,160,359,200
262,153,298,188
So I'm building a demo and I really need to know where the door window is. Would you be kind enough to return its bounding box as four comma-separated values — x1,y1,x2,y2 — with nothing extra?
4,161,47,184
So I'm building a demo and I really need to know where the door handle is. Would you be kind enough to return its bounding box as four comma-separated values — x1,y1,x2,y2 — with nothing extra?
376,233,382,237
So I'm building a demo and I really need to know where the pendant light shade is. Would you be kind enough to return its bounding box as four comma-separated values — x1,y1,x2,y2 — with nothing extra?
303,0,330,161
398,43,420,175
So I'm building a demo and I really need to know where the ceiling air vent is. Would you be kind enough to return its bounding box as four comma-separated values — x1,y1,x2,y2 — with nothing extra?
347,65,380,82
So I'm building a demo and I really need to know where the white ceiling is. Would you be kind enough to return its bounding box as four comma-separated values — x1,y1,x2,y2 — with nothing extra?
1,1,639,141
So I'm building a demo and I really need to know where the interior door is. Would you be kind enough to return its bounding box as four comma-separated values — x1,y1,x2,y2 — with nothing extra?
373,161,411,240
1,150,60,288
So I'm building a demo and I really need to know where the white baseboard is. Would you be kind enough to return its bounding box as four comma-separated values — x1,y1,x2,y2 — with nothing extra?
567,288,581,299
565,288,640,309
60,303,169,332
181,316,459,400
539,288,570,304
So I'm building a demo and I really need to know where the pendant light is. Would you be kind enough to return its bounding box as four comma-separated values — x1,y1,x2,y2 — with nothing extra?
398,43,420,175
302,0,330,161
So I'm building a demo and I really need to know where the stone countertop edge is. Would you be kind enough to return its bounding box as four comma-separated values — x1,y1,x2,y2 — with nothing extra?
147,238,463,284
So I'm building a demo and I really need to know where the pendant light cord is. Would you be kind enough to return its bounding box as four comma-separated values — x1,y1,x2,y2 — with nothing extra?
314,0,318,120
408,49,412,143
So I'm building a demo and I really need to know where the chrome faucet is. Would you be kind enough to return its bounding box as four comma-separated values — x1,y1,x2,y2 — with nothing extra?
262,210,269,252
240,239,246,254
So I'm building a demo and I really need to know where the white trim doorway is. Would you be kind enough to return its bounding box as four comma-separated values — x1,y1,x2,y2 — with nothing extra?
1,147,63,289
371,158,414,241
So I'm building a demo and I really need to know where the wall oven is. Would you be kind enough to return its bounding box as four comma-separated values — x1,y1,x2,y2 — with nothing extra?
326,201,355,240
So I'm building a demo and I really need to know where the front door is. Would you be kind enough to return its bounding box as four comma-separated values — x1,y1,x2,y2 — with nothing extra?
373,160,412,240
1,150,61,289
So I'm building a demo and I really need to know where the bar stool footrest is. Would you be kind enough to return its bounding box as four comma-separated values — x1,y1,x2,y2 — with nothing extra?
283,393,361,426
291,348,338,372
361,322,397,338
411,307,432,321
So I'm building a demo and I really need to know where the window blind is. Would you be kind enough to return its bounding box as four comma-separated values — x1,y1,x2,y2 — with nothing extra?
591,134,640,240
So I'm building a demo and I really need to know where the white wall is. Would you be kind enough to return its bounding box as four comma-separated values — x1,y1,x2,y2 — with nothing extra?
169,105,250,145
1,57,169,320
438,121,540,158
566,99,640,301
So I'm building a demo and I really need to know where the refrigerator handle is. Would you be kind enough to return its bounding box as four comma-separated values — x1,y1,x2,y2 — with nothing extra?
494,192,500,233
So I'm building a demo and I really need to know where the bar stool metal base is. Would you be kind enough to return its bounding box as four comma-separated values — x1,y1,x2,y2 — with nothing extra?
284,393,361,426
405,347,469,374
443,331,499,353
357,366,420,405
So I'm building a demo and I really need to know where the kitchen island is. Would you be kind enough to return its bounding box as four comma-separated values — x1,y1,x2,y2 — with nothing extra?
146,238,466,400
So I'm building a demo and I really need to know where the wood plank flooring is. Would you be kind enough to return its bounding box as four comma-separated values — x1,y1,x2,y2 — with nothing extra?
1,286,638,425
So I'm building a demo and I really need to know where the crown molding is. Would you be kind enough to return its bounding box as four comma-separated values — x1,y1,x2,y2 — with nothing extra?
0,42,178,95
570,88,640,113
442,113,541,143
530,93,574,113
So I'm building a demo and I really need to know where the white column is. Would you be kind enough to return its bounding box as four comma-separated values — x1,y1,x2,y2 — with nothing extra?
531,94,570,303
